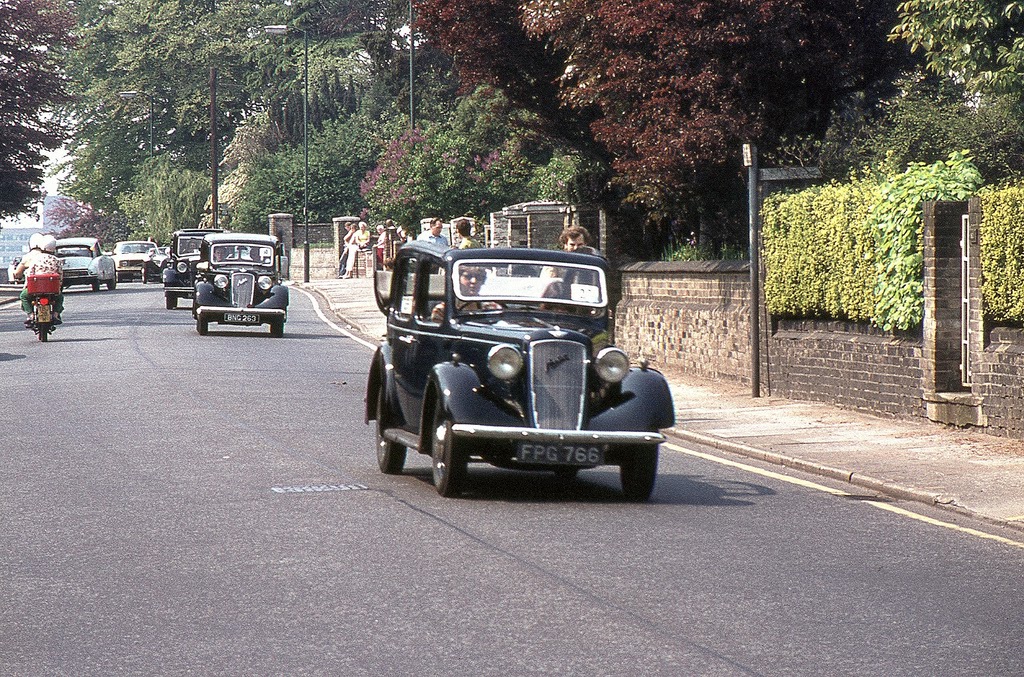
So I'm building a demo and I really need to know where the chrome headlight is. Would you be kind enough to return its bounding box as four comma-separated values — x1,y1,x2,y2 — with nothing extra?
214,274,229,289
595,347,629,384
176,261,188,273
257,275,273,291
487,344,523,381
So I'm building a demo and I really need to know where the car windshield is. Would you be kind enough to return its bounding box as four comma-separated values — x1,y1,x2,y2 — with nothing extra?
210,243,274,267
452,260,606,310
117,243,155,254
177,237,204,256
56,246,93,259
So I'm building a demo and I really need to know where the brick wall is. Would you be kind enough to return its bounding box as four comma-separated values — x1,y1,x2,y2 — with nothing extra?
768,319,925,416
616,264,1021,437
974,328,1024,439
615,261,752,382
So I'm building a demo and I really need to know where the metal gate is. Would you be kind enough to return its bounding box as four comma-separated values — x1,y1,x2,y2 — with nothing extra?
960,213,972,386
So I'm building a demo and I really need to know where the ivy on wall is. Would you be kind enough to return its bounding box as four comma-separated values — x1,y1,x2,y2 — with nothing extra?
979,184,1024,325
763,153,983,330
868,151,982,330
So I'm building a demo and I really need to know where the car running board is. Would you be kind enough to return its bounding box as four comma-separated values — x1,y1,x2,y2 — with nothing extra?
384,428,421,453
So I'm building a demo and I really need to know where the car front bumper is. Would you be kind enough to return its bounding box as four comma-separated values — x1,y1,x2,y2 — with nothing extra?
450,424,664,445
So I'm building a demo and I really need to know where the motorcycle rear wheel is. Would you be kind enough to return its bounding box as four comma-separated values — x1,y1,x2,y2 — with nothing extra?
37,321,51,342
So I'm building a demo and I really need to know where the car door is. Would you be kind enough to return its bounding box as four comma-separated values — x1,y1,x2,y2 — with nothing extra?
390,256,422,430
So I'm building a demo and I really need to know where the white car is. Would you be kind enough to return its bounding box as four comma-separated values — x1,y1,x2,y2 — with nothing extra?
54,237,117,291
112,240,157,283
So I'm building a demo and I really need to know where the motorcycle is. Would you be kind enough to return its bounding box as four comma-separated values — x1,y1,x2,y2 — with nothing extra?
24,272,62,342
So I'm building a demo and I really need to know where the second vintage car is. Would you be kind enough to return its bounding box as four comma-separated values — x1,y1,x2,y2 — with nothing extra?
162,228,223,308
365,242,674,500
54,237,117,291
192,232,289,337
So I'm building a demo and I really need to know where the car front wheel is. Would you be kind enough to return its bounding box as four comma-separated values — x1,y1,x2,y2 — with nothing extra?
196,316,209,335
430,402,466,497
619,444,659,502
165,295,176,310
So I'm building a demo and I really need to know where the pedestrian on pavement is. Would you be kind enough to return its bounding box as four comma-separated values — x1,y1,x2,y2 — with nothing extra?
455,218,482,249
338,222,357,277
418,217,449,248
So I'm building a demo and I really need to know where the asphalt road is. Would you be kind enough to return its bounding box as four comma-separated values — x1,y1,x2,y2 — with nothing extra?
2,284,1023,676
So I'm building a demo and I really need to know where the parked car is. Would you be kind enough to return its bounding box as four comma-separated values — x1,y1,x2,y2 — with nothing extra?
54,237,117,291
112,240,157,283
162,229,223,309
365,242,674,499
192,232,288,337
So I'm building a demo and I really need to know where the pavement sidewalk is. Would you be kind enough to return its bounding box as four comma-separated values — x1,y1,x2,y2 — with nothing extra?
299,277,1024,532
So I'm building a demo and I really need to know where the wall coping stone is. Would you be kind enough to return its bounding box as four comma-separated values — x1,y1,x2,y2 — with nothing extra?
619,260,749,274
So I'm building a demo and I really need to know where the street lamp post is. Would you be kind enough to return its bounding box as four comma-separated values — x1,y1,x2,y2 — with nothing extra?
118,90,154,157
265,24,309,283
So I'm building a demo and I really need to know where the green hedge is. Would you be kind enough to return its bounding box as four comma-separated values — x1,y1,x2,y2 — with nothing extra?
763,175,878,322
979,185,1024,324
763,153,983,330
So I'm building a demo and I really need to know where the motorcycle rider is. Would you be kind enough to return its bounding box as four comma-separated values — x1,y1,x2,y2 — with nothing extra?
14,233,65,325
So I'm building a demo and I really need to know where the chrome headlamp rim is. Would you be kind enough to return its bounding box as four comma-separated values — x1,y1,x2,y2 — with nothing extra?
176,261,188,273
257,275,273,290
595,347,629,384
487,344,524,381
214,274,229,289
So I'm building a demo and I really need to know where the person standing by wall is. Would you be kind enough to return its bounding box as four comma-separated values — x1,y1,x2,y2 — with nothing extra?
417,217,449,248
455,218,482,249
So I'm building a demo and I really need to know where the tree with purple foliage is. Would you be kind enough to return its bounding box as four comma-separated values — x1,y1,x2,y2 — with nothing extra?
0,0,74,219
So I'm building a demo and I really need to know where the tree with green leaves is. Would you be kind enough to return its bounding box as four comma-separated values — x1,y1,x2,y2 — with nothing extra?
0,0,74,218
893,1,1024,94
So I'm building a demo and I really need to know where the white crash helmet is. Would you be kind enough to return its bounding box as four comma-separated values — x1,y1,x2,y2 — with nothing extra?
28,233,45,250
38,234,57,253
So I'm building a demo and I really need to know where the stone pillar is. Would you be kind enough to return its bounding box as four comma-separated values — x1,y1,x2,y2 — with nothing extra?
922,200,985,426
269,213,293,279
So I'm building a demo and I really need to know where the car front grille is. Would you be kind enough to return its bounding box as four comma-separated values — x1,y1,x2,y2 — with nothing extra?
231,272,255,308
529,339,587,430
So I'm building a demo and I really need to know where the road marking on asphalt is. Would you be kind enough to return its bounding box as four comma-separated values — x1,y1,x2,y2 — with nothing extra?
296,287,377,350
271,484,369,493
1006,515,1024,522
665,441,1024,551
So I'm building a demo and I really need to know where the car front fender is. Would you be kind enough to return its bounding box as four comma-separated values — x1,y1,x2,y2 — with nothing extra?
365,345,392,424
428,363,523,428
194,282,228,307
255,284,288,310
590,367,675,432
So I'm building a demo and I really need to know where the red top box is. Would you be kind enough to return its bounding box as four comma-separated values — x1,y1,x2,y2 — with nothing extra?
26,273,62,295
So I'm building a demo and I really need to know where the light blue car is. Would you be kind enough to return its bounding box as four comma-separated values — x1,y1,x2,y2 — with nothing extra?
54,237,117,291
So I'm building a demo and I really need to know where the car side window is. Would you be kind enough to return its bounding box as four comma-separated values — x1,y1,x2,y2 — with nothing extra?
394,257,417,320
417,260,446,324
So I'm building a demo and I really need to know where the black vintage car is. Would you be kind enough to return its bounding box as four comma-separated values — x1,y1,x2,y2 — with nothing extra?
365,242,674,500
162,228,224,309
192,233,289,337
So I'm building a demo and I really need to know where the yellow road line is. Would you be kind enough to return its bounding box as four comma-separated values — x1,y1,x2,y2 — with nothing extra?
665,441,1024,551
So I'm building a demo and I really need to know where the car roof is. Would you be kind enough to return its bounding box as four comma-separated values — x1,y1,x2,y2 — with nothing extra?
174,228,224,236
398,242,608,270
204,233,278,245
115,240,154,245
55,237,100,246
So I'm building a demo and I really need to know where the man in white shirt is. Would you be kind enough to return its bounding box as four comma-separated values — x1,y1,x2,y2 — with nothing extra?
417,217,449,248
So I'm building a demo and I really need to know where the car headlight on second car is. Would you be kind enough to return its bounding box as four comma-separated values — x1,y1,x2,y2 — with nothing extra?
595,347,629,384
214,274,229,289
257,275,273,291
488,344,523,381
177,261,188,274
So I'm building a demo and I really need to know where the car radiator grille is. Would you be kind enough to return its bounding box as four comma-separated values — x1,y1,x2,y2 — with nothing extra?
529,339,587,430
231,272,255,308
